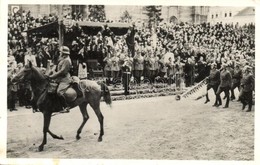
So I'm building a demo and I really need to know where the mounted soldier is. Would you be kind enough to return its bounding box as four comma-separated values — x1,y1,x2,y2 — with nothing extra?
48,46,79,113
11,47,112,151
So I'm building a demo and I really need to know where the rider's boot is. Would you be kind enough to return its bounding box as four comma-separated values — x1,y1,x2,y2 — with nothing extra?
59,95,70,113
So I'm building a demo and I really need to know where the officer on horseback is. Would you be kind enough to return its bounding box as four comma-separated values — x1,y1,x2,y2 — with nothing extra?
49,46,72,113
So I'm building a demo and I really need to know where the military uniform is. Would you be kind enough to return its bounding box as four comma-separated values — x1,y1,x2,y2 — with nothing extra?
165,59,175,85
239,69,254,111
111,55,120,81
148,55,157,83
216,67,232,108
205,66,220,105
122,65,131,95
51,56,72,96
133,52,144,84
103,55,112,84
158,58,167,78
230,66,242,100
49,46,72,113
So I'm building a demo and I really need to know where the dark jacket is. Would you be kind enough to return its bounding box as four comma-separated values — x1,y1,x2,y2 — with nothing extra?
241,74,254,92
208,69,220,86
219,69,232,88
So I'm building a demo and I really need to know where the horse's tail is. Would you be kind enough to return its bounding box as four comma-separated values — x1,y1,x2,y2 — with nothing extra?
100,82,112,106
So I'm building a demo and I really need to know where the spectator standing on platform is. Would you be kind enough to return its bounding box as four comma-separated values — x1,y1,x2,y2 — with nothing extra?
143,49,149,79
78,62,88,79
123,53,133,76
165,57,174,85
118,46,127,78
70,40,80,76
103,53,112,85
41,46,52,68
148,50,157,83
111,51,120,83
122,61,131,95
125,22,136,57
133,48,144,85
158,55,167,79
184,57,193,87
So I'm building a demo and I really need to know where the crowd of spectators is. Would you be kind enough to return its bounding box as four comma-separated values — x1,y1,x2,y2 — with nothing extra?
7,9,255,111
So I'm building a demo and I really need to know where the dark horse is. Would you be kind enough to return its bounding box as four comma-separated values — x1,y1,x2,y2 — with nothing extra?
11,62,112,151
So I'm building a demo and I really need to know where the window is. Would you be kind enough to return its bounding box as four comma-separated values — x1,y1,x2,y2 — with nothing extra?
225,13,227,17
216,14,218,18
212,14,214,19
229,13,232,17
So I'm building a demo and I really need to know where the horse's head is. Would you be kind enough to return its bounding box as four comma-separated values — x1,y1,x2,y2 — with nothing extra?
11,61,46,83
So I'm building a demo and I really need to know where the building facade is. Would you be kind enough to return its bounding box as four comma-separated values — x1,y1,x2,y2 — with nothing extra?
207,6,255,25
9,5,209,24
161,6,209,24
8,5,254,26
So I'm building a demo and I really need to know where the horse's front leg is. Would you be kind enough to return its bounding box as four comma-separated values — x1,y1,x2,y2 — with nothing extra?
38,112,52,152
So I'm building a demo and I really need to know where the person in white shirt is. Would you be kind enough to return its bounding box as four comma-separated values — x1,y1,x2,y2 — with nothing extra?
24,47,37,66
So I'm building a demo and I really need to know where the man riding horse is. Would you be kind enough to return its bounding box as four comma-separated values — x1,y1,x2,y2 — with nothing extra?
48,46,74,113
11,46,112,151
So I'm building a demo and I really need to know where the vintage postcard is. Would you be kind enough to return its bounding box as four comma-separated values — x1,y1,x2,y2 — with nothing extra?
0,0,259,164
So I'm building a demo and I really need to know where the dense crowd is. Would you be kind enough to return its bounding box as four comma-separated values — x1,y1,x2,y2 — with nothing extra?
7,9,255,112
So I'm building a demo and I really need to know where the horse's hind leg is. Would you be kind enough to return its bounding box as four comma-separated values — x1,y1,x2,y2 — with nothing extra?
47,130,64,140
90,102,104,142
76,103,89,140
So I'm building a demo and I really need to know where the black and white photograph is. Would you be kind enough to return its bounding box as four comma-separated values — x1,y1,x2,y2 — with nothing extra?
1,0,259,164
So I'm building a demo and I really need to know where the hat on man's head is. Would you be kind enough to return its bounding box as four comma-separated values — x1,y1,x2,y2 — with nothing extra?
60,46,70,55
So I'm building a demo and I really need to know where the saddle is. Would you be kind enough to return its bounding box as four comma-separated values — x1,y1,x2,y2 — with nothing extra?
47,76,84,103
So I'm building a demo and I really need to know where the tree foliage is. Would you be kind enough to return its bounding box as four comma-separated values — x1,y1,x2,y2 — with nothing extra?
88,5,106,22
145,6,163,28
120,10,132,23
